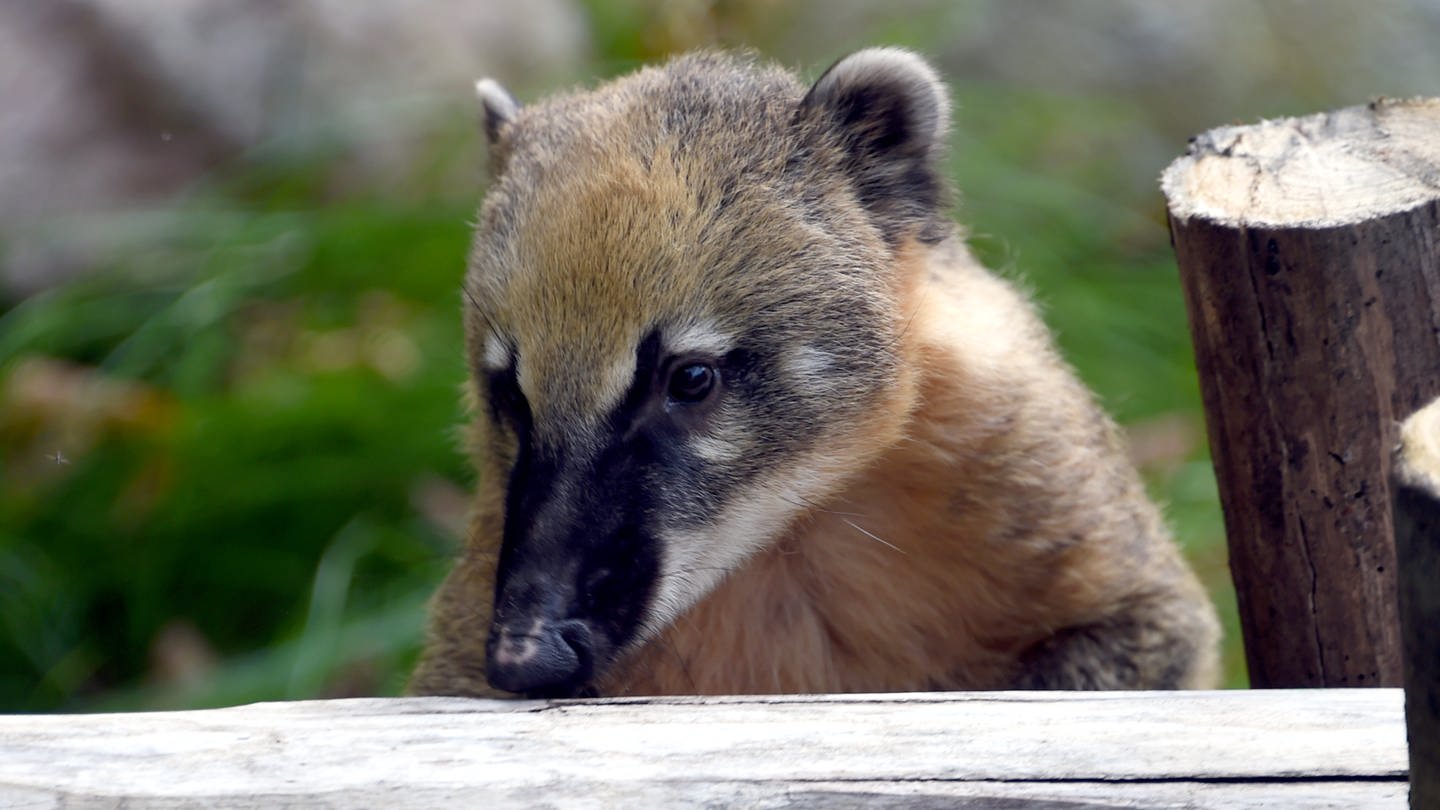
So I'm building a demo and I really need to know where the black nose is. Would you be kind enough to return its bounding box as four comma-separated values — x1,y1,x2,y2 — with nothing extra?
486,619,595,697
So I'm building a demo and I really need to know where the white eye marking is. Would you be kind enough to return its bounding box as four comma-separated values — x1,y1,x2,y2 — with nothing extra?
689,415,749,463
482,332,512,371
781,345,836,383
666,320,733,357
690,434,740,463
592,355,637,416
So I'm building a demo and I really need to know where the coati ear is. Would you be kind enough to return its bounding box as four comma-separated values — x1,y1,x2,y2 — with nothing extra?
474,78,521,145
800,48,952,244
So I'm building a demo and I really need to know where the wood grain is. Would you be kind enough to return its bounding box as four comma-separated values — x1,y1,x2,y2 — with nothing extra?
0,691,1407,808
1163,98,1440,688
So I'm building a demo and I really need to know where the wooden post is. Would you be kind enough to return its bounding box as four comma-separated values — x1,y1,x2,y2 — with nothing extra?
1161,98,1440,688
1394,397,1440,809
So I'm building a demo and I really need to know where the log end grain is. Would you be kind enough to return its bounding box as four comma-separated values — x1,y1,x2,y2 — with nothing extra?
1163,97,1440,688
1162,97,1440,228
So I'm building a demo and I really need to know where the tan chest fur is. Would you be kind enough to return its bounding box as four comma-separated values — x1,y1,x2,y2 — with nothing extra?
601,243,1206,696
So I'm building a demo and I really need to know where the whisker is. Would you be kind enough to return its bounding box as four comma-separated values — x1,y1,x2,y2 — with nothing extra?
669,565,734,576
773,492,906,555
893,289,928,348
658,633,698,693
840,517,907,555
460,281,505,339
772,493,904,554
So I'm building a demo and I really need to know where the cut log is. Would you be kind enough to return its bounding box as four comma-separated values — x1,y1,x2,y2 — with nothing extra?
1162,98,1440,689
1394,396,1440,810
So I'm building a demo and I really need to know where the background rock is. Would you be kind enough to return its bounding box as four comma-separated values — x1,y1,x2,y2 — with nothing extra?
0,0,588,295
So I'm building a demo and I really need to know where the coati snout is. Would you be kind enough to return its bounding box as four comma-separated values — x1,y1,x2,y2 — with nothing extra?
481,343,684,696
409,49,1221,699
481,320,825,695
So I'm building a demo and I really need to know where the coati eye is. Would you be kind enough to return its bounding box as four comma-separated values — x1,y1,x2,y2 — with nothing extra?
667,362,716,403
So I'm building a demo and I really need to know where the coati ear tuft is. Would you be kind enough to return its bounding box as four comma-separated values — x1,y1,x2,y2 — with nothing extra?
800,48,952,244
475,78,521,145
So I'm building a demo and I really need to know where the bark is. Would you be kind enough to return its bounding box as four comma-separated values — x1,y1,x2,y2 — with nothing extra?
1162,98,1440,688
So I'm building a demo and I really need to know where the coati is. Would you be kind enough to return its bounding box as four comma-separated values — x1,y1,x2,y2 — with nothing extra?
409,48,1221,698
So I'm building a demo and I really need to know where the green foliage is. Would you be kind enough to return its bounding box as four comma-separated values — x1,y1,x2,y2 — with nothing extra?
1,199,473,710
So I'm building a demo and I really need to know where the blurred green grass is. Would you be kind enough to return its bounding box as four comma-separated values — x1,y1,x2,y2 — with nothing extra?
0,12,1251,712
1,198,478,710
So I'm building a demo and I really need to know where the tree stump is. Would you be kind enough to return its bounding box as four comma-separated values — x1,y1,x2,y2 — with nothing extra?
1161,98,1440,688
1394,396,1440,809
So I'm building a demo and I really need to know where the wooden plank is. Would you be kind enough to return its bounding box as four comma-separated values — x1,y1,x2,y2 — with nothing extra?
4,777,1405,810
1394,396,1440,808
1161,97,1440,688
0,691,1406,808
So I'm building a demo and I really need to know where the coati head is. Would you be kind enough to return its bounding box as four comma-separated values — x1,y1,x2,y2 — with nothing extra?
465,49,953,697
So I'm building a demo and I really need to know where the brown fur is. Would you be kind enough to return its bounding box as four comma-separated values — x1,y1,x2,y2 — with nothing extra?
409,50,1220,697
602,243,1218,694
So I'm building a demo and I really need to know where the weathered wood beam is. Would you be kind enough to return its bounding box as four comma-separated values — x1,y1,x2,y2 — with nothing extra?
0,691,1408,808
1394,396,1440,809
1162,98,1440,688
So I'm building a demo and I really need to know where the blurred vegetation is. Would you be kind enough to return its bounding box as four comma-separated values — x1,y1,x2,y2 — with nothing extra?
19,0,1422,711
0,193,475,710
